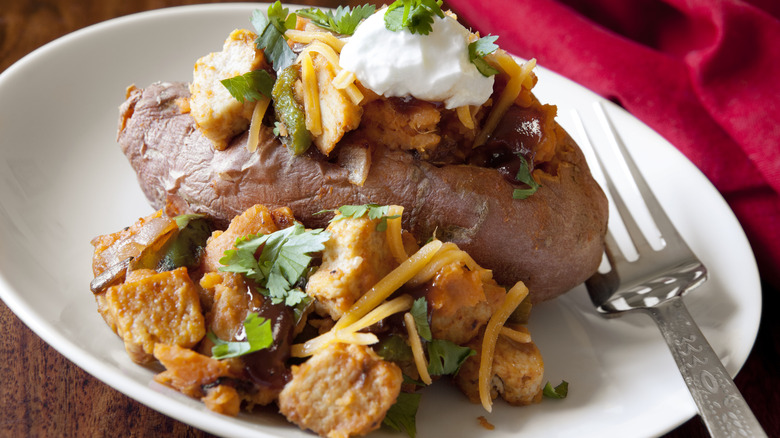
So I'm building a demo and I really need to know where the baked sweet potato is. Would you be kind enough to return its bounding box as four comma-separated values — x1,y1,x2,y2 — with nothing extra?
118,81,607,302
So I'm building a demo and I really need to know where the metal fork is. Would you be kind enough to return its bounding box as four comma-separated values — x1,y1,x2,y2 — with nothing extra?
576,102,766,438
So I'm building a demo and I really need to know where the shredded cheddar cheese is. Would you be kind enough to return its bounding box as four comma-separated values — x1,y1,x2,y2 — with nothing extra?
456,105,475,130
299,41,341,71
246,97,271,152
342,83,364,105
292,295,414,357
407,242,491,287
499,325,532,344
300,51,323,136
285,29,346,52
479,281,530,412
298,41,364,105
333,69,357,90
404,312,433,385
334,239,443,330
385,205,408,264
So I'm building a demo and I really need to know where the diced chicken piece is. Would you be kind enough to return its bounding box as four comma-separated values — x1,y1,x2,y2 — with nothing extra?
278,343,403,438
102,268,206,364
202,384,241,416
190,29,266,150
156,344,274,414
199,271,262,342
153,343,237,398
454,333,544,406
306,215,398,320
200,204,284,274
199,272,290,408
357,97,441,158
306,53,363,156
270,206,297,230
425,264,506,345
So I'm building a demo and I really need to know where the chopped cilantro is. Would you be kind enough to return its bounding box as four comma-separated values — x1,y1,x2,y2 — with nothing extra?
251,2,297,71
468,35,500,77
409,297,432,341
220,70,275,103
404,297,474,376
218,222,330,306
384,0,445,35
376,334,414,363
316,204,400,232
402,374,426,387
383,392,421,438
543,380,569,399
208,312,273,359
427,339,475,376
512,154,541,199
296,4,376,35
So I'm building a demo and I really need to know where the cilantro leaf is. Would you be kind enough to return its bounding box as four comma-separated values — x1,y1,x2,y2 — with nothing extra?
406,298,475,376
376,334,414,363
543,380,569,399
218,233,269,278
468,35,500,77
209,312,273,359
251,2,297,71
427,339,475,376
296,4,376,35
221,70,275,103
382,392,421,438
384,0,445,35
512,154,541,199
409,297,432,341
316,204,401,231
218,223,330,306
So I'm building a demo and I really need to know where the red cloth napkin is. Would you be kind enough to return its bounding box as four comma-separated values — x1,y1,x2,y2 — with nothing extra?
447,0,780,286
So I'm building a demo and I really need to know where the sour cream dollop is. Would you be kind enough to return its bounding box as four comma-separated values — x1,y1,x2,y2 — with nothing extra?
339,10,494,109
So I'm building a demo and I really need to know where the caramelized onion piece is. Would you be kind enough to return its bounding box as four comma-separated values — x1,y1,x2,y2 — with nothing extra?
90,256,132,294
338,142,372,186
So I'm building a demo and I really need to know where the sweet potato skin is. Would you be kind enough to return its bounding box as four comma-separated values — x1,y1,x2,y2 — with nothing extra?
119,82,607,302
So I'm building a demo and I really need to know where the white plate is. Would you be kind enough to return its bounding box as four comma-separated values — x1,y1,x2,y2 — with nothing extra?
0,4,761,438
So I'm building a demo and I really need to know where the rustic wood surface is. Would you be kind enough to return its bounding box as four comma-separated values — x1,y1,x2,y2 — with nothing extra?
0,1,777,437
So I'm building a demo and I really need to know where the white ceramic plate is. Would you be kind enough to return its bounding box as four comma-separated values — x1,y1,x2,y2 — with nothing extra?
0,4,761,438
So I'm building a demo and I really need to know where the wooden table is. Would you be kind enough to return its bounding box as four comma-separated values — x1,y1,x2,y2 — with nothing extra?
1,1,777,436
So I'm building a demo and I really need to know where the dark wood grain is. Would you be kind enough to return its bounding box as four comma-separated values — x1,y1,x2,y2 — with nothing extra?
1,1,777,436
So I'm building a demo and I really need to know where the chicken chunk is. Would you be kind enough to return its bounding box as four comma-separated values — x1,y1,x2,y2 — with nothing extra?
190,29,266,150
357,97,441,158
305,53,362,156
102,268,206,364
425,264,506,345
306,215,398,320
199,271,261,342
202,384,241,416
153,343,238,398
278,343,403,438
454,333,544,406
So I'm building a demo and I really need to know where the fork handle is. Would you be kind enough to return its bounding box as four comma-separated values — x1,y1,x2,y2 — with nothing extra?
646,296,766,437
